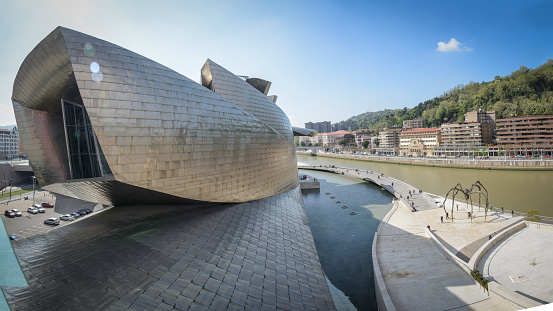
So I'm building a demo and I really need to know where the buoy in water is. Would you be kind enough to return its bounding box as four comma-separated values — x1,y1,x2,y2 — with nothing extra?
336,201,341,203
342,206,348,209
350,211,357,215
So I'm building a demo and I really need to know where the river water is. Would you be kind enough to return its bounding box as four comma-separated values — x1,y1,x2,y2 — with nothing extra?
299,169,393,311
298,155,553,217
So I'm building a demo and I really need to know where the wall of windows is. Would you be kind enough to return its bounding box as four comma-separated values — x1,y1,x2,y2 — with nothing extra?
62,101,111,179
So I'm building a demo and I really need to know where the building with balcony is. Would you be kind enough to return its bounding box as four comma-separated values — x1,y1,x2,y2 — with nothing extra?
403,117,423,130
376,127,402,154
493,115,553,155
440,122,492,146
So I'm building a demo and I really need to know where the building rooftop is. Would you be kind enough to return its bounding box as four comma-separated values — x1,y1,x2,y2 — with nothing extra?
401,128,440,134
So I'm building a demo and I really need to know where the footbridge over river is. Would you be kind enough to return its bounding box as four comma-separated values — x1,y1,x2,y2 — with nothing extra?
298,164,549,310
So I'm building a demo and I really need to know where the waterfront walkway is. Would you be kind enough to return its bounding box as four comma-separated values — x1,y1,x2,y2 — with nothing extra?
298,164,525,310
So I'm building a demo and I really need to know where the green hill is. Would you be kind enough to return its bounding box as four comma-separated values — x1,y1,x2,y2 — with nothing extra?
333,59,553,131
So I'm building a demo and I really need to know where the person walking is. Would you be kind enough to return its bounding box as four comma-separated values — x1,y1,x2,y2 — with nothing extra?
456,204,459,211
446,212,449,220
441,216,443,223
511,210,514,217
501,207,504,214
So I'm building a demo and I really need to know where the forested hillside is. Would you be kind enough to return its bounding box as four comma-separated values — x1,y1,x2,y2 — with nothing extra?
333,59,553,131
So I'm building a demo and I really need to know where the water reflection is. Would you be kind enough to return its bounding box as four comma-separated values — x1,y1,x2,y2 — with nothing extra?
300,169,393,311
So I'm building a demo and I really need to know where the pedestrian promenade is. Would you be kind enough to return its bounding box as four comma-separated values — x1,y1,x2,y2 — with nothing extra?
298,164,524,310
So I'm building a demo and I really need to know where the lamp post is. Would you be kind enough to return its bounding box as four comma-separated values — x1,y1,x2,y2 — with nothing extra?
32,176,36,205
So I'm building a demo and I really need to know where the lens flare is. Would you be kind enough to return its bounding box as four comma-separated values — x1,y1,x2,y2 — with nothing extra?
84,43,96,57
91,72,103,82
90,62,100,73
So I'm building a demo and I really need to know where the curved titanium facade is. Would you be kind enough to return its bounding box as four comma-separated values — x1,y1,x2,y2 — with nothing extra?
12,27,298,205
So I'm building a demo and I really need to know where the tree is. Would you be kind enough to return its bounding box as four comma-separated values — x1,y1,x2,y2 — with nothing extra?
526,210,540,222
338,139,348,147
362,140,370,149
294,137,299,146
300,141,306,147
373,138,380,147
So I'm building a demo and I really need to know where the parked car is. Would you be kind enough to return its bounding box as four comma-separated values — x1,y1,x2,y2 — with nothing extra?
84,209,92,214
4,210,15,218
41,202,54,208
77,210,87,216
11,209,22,217
37,206,45,213
44,218,60,226
60,214,74,221
70,212,80,219
27,207,39,214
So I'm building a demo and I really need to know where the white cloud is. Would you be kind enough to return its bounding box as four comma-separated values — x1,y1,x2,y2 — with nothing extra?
436,38,472,52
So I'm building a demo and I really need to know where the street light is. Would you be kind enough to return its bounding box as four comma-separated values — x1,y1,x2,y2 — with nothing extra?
32,176,36,205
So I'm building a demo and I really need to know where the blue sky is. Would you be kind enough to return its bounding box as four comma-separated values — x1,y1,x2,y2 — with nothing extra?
0,0,552,127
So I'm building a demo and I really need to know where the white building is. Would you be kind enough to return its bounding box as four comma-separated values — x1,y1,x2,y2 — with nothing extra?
0,127,19,159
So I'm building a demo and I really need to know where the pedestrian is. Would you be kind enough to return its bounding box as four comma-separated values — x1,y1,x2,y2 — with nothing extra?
441,216,443,223
468,212,471,218
407,196,409,200
511,210,514,217
409,190,411,196
446,212,449,219
391,182,393,186
489,235,492,240
501,207,504,214
456,204,459,211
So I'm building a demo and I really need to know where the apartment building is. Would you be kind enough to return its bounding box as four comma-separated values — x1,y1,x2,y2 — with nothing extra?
0,127,19,159
304,121,332,133
496,115,553,146
403,117,423,130
440,122,493,146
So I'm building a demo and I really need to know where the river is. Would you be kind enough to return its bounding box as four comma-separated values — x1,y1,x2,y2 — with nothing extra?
299,169,393,311
298,154,553,217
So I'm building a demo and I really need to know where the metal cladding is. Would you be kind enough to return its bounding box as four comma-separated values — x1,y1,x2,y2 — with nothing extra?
12,26,298,205
292,126,317,137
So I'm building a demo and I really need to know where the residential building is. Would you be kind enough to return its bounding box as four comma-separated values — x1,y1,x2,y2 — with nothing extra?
352,129,375,147
465,110,496,142
496,115,553,146
378,127,403,149
440,122,492,146
321,130,354,147
0,127,19,159
403,117,423,130
399,128,441,156
304,121,332,133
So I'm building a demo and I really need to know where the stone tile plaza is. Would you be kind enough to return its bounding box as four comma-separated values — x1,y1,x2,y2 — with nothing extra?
1,26,552,311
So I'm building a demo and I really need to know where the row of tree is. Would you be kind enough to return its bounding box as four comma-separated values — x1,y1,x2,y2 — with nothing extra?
333,59,553,131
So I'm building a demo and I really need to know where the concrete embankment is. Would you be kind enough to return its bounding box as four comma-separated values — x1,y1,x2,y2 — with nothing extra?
299,164,546,310
299,151,553,170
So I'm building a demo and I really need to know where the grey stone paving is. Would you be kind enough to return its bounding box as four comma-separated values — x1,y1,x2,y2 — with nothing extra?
478,224,553,303
2,187,335,310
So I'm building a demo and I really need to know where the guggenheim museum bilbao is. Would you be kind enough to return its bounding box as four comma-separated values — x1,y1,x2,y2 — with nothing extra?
12,26,301,206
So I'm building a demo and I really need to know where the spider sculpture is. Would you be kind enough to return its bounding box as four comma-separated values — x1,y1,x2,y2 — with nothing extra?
442,181,490,223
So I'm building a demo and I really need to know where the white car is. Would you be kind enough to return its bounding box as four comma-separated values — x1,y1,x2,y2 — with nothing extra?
11,209,22,217
27,207,39,214
37,206,45,213
44,218,59,226
60,214,74,221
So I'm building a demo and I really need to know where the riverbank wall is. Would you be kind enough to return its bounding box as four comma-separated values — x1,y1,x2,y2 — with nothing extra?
297,151,553,171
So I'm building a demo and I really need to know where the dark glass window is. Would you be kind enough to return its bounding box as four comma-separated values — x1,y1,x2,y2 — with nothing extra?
63,101,110,179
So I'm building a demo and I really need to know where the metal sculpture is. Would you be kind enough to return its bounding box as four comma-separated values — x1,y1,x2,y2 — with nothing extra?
442,181,490,223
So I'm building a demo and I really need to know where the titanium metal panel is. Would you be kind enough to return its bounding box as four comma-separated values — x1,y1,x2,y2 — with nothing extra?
12,27,298,205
